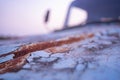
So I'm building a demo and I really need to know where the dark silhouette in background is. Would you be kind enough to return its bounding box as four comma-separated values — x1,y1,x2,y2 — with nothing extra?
44,10,50,24
64,0,120,28
44,9,51,31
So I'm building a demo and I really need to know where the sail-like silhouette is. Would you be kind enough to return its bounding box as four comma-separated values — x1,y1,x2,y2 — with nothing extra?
64,0,120,28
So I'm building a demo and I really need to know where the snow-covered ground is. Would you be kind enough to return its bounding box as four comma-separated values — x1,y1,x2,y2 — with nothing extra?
0,24,120,80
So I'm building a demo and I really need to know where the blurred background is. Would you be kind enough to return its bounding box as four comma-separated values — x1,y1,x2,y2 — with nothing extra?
0,0,120,36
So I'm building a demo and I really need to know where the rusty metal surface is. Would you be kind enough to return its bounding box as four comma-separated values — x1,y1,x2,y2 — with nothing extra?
0,23,120,80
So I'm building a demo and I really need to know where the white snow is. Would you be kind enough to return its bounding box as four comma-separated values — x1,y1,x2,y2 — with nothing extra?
1,25,120,80
51,53,64,58
0,44,19,55
0,54,14,63
22,63,31,69
37,57,58,63
53,58,76,69
27,50,50,62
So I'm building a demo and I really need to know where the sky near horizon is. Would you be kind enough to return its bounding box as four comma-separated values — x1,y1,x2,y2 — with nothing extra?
0,0,87,36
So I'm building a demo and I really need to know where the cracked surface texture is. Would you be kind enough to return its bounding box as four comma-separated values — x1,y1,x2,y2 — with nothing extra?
0,24,120,80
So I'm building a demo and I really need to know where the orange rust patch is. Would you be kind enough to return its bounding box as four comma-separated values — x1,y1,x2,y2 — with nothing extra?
0,53,30,74
13,33,94,57
0,33,94,74
45,47,71,54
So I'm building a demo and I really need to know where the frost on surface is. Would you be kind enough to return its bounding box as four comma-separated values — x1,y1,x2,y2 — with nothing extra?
53,58,76,69
0,54,14,63
1,25,120,80
0,44,20,55
27,50,50,62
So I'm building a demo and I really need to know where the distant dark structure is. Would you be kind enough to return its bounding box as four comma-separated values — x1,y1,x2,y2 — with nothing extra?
44,10,50,24
64,0,120,28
